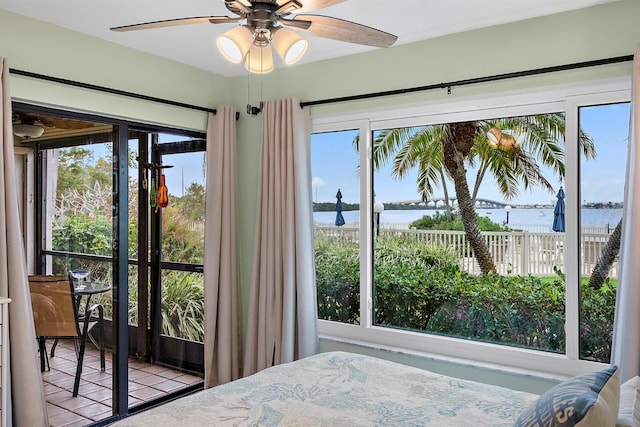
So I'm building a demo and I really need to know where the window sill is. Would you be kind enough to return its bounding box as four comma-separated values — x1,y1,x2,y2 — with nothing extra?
318,320,606,381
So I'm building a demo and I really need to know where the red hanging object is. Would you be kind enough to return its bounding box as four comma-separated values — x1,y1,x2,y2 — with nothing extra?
157,174,169,208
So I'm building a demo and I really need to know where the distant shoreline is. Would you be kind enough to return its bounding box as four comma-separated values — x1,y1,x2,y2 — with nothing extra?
314,207,622,230
314,204,623,212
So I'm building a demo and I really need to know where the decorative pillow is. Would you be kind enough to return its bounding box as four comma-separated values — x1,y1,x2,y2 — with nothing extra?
616,376,639,426
514,366,620,427
634,388,640,427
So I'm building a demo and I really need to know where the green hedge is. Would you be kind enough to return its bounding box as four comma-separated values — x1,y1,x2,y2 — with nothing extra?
410,211,510,231
315,240,361,324
315,237,615,363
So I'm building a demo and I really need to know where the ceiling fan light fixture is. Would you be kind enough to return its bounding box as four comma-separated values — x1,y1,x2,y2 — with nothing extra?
13,123,44,139
216,26,254,63
244,44,275,74
271,27,308,65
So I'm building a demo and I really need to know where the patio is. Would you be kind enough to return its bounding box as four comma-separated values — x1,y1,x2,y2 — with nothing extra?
41,341,202,426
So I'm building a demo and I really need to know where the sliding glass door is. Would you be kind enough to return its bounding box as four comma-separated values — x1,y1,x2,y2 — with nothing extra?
18,102,206,424
35,119,119,416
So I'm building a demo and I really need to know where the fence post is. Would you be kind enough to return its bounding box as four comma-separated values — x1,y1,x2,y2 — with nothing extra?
522,231,529,275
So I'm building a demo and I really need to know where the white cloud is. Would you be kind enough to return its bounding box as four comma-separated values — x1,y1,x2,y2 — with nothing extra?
312,177,326,188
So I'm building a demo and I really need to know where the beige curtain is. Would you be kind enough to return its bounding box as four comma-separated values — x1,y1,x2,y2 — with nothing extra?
243,98,318,375
0,58,48,425
612,45,640,382
203,108,242,387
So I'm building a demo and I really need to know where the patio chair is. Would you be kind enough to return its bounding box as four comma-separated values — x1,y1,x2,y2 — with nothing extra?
28,275,105,397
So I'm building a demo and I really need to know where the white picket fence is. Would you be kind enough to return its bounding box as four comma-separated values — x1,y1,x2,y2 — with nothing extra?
314,226,617,278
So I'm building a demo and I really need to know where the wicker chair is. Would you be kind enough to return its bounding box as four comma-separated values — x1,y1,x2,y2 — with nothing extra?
28,275,105,397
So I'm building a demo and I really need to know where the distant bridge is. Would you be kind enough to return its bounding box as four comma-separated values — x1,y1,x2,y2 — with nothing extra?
394,197,509,209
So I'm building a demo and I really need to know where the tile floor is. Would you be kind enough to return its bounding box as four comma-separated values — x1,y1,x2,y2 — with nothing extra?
41,340,203,427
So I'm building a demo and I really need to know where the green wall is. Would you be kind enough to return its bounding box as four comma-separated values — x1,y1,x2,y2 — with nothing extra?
2,0,640,390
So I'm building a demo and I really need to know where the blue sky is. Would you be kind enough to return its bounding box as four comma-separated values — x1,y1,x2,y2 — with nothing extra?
310,103,630,206
579,103,629,205
160,151,207,197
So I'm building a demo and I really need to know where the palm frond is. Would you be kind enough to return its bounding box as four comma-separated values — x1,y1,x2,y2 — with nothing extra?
372,126,425,170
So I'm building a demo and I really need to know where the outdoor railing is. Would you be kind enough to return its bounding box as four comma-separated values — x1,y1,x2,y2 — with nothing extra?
314,226,618,279
315,222,614,234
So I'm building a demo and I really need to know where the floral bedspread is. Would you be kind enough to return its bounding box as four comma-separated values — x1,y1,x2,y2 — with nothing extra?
112,351,538,426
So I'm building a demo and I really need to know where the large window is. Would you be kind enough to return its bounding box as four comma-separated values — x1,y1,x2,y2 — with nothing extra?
312,83,629,375
311,129,361,325
578,103,628,362
370,113,569,354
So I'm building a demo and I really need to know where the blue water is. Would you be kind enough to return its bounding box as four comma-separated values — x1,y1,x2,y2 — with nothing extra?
314,208,622,231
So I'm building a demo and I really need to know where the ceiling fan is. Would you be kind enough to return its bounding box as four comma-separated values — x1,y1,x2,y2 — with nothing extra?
12,112,96,139
111,0,398,73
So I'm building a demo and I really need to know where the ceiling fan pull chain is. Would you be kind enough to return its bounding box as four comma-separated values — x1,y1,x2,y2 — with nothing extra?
245,49,263,115
260,46,264,103
246,60,254,115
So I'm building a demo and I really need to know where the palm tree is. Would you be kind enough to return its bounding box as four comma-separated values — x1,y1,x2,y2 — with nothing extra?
369,113,596,274
371,126,452,210
587,218,622,289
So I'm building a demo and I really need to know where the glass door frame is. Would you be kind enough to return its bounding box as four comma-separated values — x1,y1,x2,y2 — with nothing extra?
21,101,206,421
148,136,206,371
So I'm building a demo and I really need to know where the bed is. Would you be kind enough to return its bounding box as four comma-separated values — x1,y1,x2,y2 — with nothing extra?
111,351,631,427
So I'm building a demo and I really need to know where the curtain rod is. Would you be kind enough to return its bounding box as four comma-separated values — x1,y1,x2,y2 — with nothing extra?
9,68,218,115
300,54,634,108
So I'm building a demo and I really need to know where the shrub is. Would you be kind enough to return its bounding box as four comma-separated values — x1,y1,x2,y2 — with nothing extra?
315,238,615,362
315,237,459,324
580,279,616,361
410,211,510,231
161,207,205,264
315,240,361,323
161,271,205,342
53,212,112,256
373,238,460,328
52,212,112,277
426,273,566,352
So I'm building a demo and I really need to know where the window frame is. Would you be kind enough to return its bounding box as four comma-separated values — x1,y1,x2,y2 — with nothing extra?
311,78,630,378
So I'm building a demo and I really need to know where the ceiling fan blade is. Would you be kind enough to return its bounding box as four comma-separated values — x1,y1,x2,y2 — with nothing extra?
280,16,312,30
15,113,95,130
292,14,397,48
224,0,252,14
277,0,346,13
110,16,241,32
32,115,95,130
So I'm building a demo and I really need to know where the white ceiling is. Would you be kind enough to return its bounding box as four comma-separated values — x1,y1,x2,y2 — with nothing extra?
0,0,622,77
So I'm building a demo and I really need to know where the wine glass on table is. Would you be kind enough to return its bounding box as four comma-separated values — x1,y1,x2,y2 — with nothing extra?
70,269,89,290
